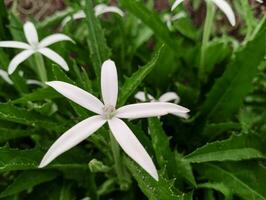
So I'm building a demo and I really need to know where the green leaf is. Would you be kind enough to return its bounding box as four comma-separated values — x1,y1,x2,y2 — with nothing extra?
125,158,184,200
118,45,164,106
200,17,266,122
0,170,58,198
185,134,264,163
203,122,241,138
12,87,60,104
196,162,266,200
120,0,182,52
0,147,89,172
0,103,58,129
197,182,232,200
148,118,196,186
84,0,111,78
0,127,36,142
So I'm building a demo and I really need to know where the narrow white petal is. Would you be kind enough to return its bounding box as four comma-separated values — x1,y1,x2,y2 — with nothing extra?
108,118,158,180
171,0,184,11
0,41,31,49
23,21,39,46
39,115,106,168
39,34,74,48
134,91,155,102
38,48,69,71
95,4,124,17
256,0,263,3
159,92,180,103
8,50,34,74
0,69,13,84
46,81,104,114
61,11,86,27
116,102,189,119
212,0,236,26
172,112,189,119
101,59,118,107
26,79,43,86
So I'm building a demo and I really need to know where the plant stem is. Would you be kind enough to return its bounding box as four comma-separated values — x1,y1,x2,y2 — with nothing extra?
34,53,47,83
199,0,215,80
109,132,129,190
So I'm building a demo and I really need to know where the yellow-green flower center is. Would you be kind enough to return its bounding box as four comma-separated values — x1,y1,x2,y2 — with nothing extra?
102,105,116,120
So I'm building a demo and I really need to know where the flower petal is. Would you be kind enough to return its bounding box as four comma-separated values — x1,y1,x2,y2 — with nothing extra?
134,91,155,102
101,59,118,107
172,112,189,119
46,81,104,114
159,92,180,103
95,4,124,17
0,69,13,84
116,102,189,119
171,0,184,11
8,50,34,74
0,41,31,49
23,21,39,46
38,48,69,71
39,34,74,48
39,115,106,168
61,11,86,27
212,0,236,26
108,117,158,180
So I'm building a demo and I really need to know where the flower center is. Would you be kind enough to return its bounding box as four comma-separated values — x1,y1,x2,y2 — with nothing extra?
102,105,116,120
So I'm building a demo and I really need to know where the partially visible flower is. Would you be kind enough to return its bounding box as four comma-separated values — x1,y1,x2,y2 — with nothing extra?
0,21,74,74
0,69,43,86
163,12,186,30
171,0,236,26
135,91,189,119
61,3,124,27
39,59,189,181
256,0,263,3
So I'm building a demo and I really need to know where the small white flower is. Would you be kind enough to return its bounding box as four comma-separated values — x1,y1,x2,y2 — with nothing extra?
135,91,189,119
0,69,43,86
0,21,74,74
39,60,189,181
163,12,186,30
61,3,124,27
256,0,263,3
171,0,236,26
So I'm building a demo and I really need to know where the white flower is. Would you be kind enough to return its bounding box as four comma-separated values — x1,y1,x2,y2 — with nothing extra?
39,59,189,181
61,3,124,27
135,91,189,119
163,12,186,30
256,0,263,3
0,69,43,86
0,21,74,74
171,0,236,26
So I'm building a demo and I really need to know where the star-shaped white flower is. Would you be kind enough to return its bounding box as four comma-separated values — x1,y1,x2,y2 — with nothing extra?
135,91,189,119
61,3,124,27
39,59,189,181
0,21,74,74
171,0,236,26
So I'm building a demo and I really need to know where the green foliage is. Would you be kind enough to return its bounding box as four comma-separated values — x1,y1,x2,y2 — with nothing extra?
0,0,265,199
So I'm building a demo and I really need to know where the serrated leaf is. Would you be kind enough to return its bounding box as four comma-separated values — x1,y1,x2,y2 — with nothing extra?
120,0,182,52
84,0,111,78
200,17,266,122
185,134,264,163
0,147,89,172
0,127,36,142
125,157,184,200
0,103,58,129
0,170,58,198
118,45,164,106
148,118,196,186
196,162,266,200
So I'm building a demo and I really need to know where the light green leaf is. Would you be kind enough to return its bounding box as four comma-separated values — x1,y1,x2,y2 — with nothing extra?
118,45,164,106
84,0,111,78
200,17,266,122
196,162,266,200
185,134,264,163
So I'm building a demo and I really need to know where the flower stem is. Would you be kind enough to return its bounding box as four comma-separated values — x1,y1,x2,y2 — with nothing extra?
109,132,129,190
34,53,47,83
199,0,215,80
